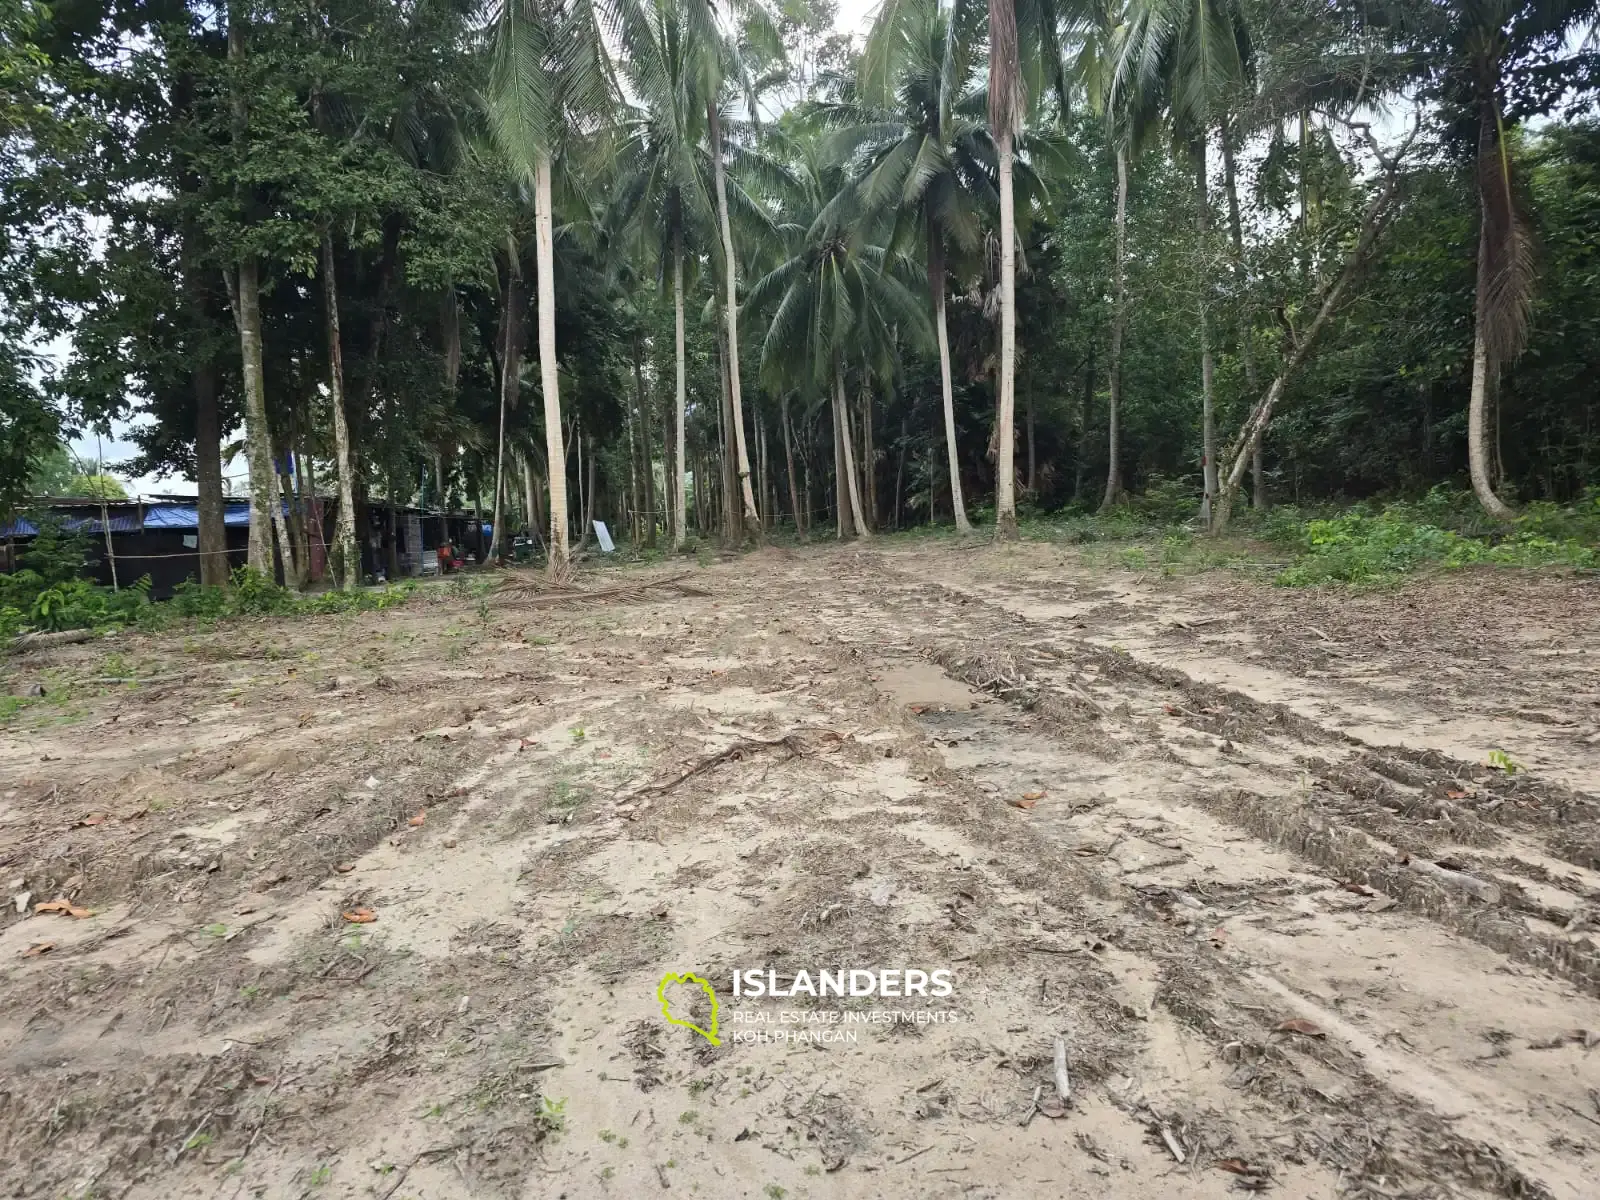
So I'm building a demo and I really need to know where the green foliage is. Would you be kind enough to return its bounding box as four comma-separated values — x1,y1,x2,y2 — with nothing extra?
1271,498,1598,586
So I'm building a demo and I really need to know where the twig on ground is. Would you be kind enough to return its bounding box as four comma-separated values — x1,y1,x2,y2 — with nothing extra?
1159,1125,1186,1164
170,1110,213,1165
627,729,830,798
1053,1036,1072,1107
1019,1083,1042,1127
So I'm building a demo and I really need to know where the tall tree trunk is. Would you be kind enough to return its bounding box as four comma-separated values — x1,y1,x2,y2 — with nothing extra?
707,102,760,532
533,154,569,576
192,358,228,586
184,245,229,588
781,393,804,538
860,373,876,530
673,245,688,549
833,392,848,538
1196,137,1218,526
1025,372,1036,495
1102,143,1129,510
489,249,521,562
321,230,361,590
1469,185,1515,520
231,260,297,583
994,128,1019,540
755,412,769,529
928,226,971,532
716,316,739,543
582,438,597,546
1221,122,1265,511
634,337,658,548
834,363,870,538
522,454,539,552
1076,347,1094,500
893,420,906,529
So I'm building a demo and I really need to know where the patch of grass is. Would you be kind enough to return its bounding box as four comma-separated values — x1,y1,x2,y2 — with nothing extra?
308,1162,332,1187
678,1109,699,1125
764,1185,787,1199
1271,504,1596,587
0,694,36,724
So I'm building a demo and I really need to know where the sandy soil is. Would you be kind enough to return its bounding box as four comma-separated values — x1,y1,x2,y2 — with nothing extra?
2,542,1597,1200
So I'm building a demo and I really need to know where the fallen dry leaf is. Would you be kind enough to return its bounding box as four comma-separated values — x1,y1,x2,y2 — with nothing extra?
908,704,926,715
518,738,532,751
1446,789,1469,800
1365,896,1399,913
34,899,93,919
1021,790,1046,801
1214,1158,1252,1175
22,941,54,957
1342,882,1376,897
73,814,107,828
342,908,377,924
1273,1018,1326,1038
1007,796,1038,810
1162,704,1179,715
334,862,355,874
407,810,426,827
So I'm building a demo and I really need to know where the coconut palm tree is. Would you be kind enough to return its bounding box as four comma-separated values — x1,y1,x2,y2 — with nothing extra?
848,0,989,533
1114,0,1253,527
487,0,611,576
974,0,1070,538
744,137,932,539
608,0,720,550
1067,0,1132,509
1427,0,1600,519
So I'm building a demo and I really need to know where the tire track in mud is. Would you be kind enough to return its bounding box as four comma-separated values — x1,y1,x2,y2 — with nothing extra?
796,548,1600,1200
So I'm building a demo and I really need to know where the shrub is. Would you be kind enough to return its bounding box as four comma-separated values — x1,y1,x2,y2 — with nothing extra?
1275,508,1595,586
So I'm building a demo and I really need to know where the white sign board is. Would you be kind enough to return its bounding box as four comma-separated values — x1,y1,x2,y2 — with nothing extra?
593,520,615,553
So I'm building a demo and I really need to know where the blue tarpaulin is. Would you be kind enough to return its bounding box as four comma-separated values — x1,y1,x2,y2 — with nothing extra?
142,502,253,529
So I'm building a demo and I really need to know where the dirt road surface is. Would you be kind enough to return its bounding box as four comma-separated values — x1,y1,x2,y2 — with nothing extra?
3,542,1598,1199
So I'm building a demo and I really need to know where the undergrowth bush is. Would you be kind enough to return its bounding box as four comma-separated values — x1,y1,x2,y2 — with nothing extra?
0,523,419,640
1272,500,1597,586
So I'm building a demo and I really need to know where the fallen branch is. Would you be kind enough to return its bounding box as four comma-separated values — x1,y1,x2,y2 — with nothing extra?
494,571,697,608
5,629,95,655
1404,856,1502,904
625,729,827,799
1053,1036,1072,1107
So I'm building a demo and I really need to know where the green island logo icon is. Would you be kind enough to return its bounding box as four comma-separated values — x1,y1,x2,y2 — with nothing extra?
657,971,721,1045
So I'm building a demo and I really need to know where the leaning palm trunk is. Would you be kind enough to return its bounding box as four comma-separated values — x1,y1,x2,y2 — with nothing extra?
1212,152,1411,532
673,247,688,548
707,103,760,533
994,128,1019,540
321,232,361,589
1102,144,1128,510
834,366,870,538
929,229,971,532
533,155,569,576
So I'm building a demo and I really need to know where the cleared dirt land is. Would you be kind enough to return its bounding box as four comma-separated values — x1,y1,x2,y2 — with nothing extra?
3,541,1598,1200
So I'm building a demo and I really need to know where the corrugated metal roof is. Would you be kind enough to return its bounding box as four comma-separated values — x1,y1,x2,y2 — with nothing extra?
0,509,142,537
